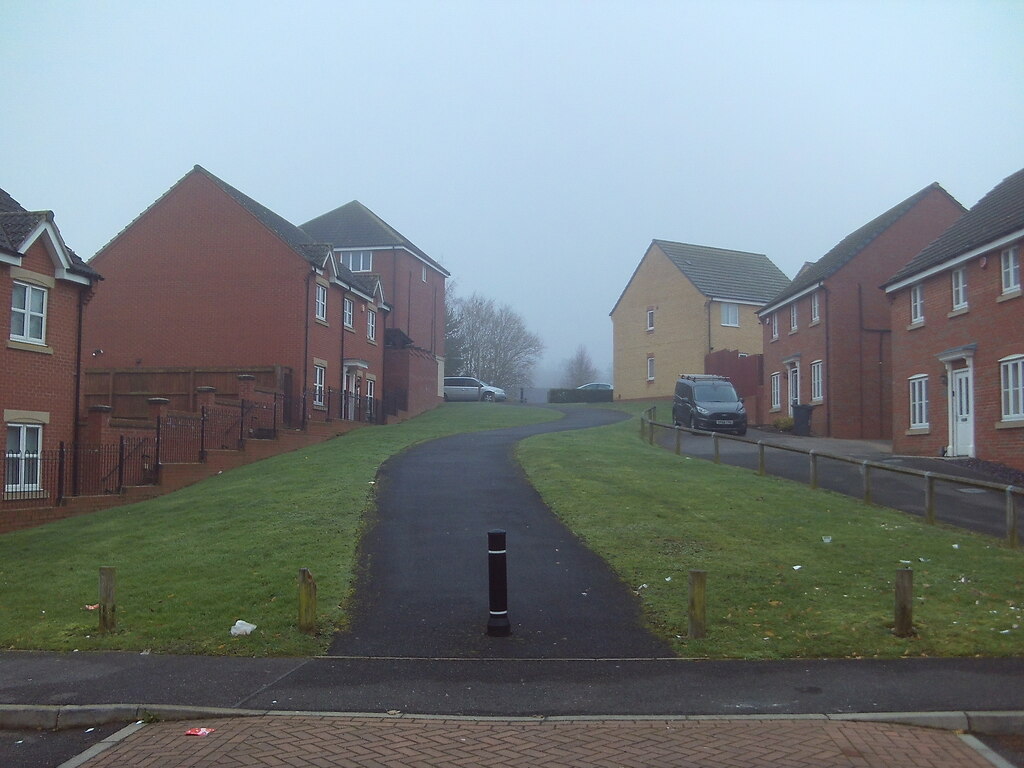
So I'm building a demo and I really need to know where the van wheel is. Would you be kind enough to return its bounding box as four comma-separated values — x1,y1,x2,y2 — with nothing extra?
736,427,747,436
482,391,495,402
687,414,695,429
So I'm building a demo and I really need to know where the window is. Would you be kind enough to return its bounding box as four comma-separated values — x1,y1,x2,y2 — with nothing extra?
313,365,326,406
315,284,328,321
910,284,924,324
770,372,781,409
721,302,739,327
646,309,655,331
789,304,798,331
5,424,42,491
810,292,820,323
10,281,47,344
646,356,655,381
810,360,823,402
365,378,375,401
1002,246,1021,294
422,265,427,283
909,375,929,428
343,298,354,328
771,312,778,340
340,250,373,272
367,309,377,341
1001,355,1024,421
951,267,968,310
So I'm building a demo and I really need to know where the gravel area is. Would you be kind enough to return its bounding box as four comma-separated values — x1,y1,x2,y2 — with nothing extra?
946,457,1024,488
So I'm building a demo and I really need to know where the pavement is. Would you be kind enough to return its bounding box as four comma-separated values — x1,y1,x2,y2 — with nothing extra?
2,404,1023,767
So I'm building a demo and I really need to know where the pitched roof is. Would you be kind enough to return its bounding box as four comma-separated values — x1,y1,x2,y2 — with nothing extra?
0,186,100,279
0,187,26,213
301,200,449,277
764,183,963,308
885,167,1024,286
653,240,791,304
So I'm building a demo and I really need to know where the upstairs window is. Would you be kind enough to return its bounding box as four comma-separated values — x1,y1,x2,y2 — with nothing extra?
646,309,655,331
720,302,739,327
315,284,328,322
789,304,798,332
367,309,377,341
770,312,778,340
646,356,655,381
910,284,924,324
340,250,373,272
810,292,820,323
343,298,354,328
1002,246,1021,294
11,281,47,344
951,267,968,311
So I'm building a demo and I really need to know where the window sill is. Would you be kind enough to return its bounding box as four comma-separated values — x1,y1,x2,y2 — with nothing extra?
997,289,1021,304
770,336,779,343
905,427,931,436
906,321,925,331
788,329,798,335
769,407,781,413
810,398,823,405
947,307,969,319
809,319,820,328
995,419,1024,431
344,325,355,333
367,339,378,346
312,404,327,411
315,318,329,327
7,340,53,354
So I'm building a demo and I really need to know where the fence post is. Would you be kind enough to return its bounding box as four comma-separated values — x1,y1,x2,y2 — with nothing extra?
688,570,707,639
712,433,720,464
239,400,246,447
200,406,207,462
809,450,818,489
117,435,126,492
298,567,317,633
894,568,914,637
924,473,936,525
1007,488,1019,549
674,427,681,455
757,441,765,476
862,461,872,505
99,566,116,634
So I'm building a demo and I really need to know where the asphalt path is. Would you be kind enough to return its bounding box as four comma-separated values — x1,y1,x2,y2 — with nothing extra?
655,426,1018,540
329,405,673,659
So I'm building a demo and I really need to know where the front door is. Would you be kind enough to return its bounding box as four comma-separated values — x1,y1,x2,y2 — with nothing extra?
950,368,974,457
788,365,800,415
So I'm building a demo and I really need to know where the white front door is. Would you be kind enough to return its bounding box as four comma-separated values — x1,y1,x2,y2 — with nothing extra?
788,365,800,415
949,368,974,457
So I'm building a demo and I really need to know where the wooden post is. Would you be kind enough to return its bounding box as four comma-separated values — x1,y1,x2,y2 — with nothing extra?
757,441,765,476
809,451,818,489
862,461,872,505
688,570,707,639
99,566,116,634
1007,488,1019,549
712,434,720,464
298,567,317,634
894,568,913,637
674,427,681,456
924,473,936,525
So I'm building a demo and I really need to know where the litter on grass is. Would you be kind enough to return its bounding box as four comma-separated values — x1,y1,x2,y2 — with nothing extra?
230,620,256,636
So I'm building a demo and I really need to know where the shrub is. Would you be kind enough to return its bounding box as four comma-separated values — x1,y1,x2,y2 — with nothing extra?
773,416,795,431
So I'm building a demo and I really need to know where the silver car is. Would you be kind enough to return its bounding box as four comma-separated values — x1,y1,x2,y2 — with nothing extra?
443,376,507,402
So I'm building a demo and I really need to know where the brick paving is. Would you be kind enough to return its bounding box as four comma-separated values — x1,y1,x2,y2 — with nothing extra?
76,715,997,767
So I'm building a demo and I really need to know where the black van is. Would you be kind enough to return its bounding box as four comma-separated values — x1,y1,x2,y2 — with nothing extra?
672,374,747,435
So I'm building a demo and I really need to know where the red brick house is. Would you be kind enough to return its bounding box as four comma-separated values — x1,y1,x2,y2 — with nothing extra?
301,201,449,415
83,166,389,426
2,187,101,508
757,183,965,438
884,168,1024,471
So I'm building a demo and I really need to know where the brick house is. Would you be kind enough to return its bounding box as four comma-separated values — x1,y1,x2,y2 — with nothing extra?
884,168,1024,471
2,186,101,507
610,240,790,400
757,184,964,438
83,166,390,426
301,201,449,415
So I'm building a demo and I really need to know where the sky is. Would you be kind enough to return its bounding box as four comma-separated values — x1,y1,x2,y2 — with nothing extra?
3,0,1022,385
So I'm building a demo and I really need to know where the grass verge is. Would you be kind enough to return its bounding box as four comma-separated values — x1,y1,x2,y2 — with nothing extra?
0,404,559,656
517,402,1024,659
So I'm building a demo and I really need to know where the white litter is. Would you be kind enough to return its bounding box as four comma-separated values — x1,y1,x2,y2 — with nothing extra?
230,620,257,636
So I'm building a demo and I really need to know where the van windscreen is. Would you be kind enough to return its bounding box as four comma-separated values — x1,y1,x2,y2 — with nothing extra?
693,383,738,402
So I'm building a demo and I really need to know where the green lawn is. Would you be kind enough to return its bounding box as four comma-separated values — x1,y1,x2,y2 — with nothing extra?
517,402,1024,659
0,404,559,656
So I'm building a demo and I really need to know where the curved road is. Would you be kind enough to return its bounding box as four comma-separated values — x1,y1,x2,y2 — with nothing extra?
329,406,673,659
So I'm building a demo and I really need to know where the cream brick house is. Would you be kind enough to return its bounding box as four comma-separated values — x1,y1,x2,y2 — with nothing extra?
611,240,790,400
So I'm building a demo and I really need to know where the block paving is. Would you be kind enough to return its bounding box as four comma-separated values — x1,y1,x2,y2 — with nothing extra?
76,714,997,767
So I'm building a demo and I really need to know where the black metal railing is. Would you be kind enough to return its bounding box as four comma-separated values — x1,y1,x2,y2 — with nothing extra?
304,388,384,425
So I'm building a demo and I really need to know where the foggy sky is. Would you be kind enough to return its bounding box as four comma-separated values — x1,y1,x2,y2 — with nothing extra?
3,0,1022,385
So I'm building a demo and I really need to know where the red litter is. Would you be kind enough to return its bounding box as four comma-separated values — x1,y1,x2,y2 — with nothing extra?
185,728,215,737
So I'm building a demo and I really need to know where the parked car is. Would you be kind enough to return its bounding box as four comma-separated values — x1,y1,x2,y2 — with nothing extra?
443,377,507,402
576,382,613,390
672,374,747,435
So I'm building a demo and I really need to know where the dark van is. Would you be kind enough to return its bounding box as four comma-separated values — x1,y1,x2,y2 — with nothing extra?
672,374,747,435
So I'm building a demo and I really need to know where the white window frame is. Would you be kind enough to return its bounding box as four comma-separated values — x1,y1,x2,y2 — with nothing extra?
770,372,781,409
365,378,375,401
910,284,924,324
315,283,328,322
810,292,820,323
10,281,48,344
810,360,823,402
1000,355,1024,421
422,265,428,283
646,356,655,381
5,423,42,492
789,304,798,332
343,298,354,328
313,364,326,406
1002,246,1021,294
720,302,739,327
340,250,373,272
367,308,377,341
951,267,968,310
909,375,929,429
646,309,655,331
771,312,778,340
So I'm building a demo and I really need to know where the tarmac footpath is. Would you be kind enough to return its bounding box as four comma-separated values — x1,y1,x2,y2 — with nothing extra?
58,712,1016,768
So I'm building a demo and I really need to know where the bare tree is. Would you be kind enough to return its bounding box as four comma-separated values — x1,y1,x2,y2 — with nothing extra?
561,345,599,388
446,292,544,390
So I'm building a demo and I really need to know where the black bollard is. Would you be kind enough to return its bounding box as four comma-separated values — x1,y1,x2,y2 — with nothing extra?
487,529,511,636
